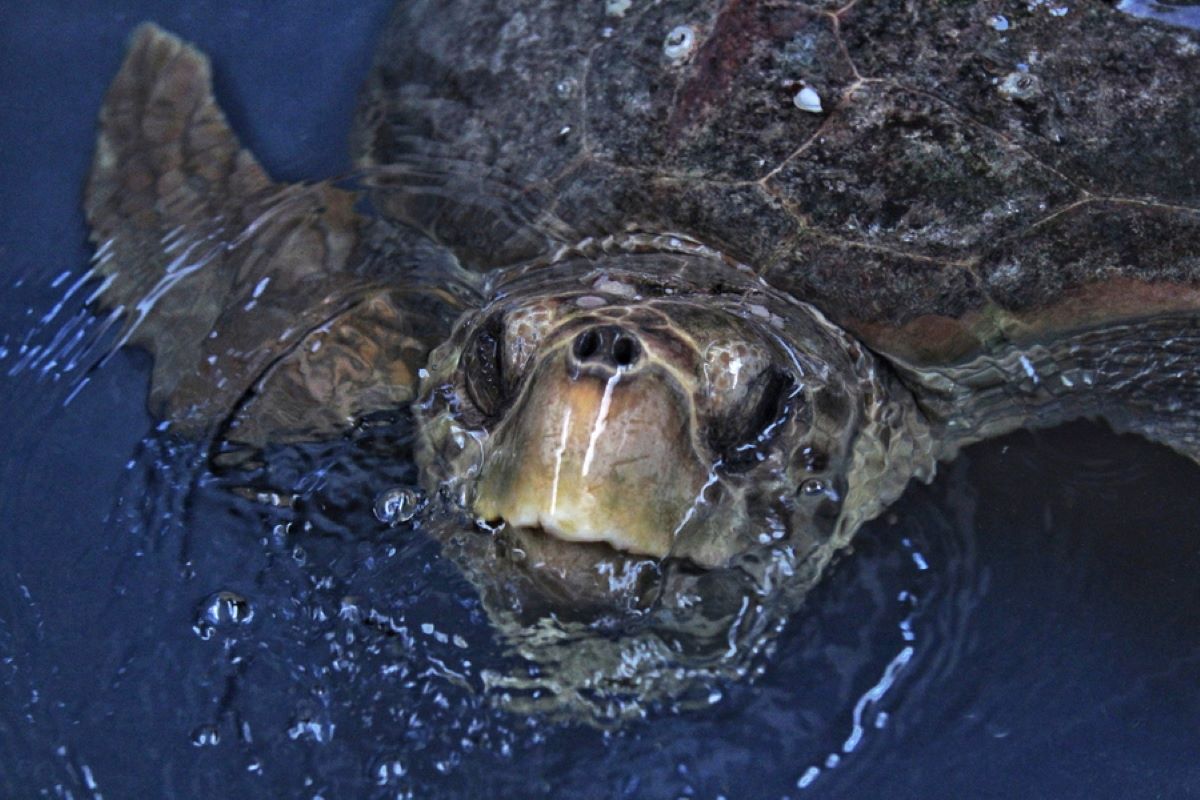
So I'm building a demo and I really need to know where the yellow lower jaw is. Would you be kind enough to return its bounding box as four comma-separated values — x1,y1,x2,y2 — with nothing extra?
484,499,673,558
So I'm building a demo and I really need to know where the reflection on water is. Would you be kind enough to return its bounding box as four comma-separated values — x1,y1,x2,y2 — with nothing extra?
7,263,1200,797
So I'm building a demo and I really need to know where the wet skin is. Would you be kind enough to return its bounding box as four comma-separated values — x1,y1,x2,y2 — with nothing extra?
83,20,1200,720
412,256,927,611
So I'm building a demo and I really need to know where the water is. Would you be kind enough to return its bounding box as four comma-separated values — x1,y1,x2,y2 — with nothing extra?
1118,0,1200,30
4,2,1200,798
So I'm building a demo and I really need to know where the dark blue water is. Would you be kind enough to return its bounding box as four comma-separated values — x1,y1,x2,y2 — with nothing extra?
4,3,1200,798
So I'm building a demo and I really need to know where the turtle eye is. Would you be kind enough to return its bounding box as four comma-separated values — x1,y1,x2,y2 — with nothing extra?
463,314,508,421
707,367,793,473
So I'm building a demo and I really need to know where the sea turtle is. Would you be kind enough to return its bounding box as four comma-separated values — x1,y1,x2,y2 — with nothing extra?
85,3,1200,718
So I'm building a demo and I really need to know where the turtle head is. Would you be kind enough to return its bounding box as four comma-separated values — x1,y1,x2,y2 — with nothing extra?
415,253,925,594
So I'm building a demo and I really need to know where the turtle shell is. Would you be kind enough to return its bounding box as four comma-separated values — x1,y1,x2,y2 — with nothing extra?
353,0,1200,367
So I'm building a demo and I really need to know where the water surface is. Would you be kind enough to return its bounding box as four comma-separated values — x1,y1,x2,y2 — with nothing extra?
3,3,1200,798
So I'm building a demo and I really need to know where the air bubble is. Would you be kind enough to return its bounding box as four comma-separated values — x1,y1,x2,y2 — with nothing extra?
374,486,425,525
288,703,334,743
338,596,362,623
193,591,254,639
554,78,577,100
799,478,827,497
191,725,220,747
373,756,407,786
663,25,697,61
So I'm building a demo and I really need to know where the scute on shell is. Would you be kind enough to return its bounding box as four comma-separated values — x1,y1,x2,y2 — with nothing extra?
353,0,1200,368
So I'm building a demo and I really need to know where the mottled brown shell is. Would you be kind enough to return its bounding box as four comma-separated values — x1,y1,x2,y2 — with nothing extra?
353,0,1200,366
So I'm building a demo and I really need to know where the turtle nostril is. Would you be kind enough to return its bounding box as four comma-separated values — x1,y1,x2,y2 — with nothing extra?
573,329,600,361
612,334,639,367
571,326,642,370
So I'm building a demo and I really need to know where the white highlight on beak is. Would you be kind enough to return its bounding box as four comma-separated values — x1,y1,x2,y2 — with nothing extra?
672,468,720,541
582,371,620,477
550,408,572,515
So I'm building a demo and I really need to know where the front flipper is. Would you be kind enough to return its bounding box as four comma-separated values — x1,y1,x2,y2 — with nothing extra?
86,24,456,445
212,288,440,464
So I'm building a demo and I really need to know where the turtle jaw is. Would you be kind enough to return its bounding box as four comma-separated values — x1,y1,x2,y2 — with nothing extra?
470,354,710,559
487,509,663,559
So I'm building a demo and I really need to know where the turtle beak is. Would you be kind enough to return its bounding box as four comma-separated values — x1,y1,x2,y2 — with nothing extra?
472,329,709,558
